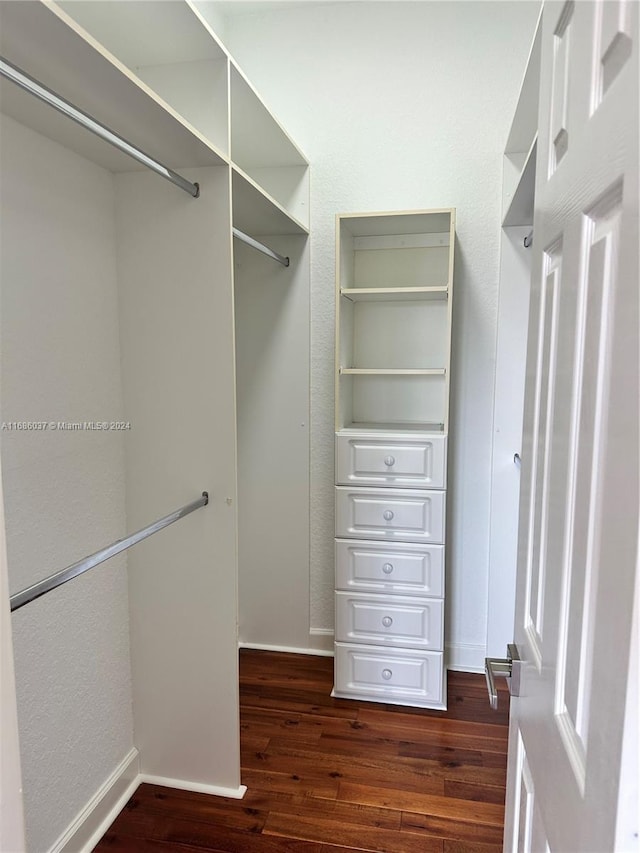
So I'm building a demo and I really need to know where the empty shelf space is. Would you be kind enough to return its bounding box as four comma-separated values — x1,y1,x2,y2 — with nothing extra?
56,0,229,155
504,10,542,158
232,167,309,236
341,286,448,302
503,137,537,227
0,0,227,172
231,63,306,167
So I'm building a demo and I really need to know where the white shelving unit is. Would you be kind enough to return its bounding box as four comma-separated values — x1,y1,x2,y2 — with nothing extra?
0,0,309,842
333,209,455,710
487,10,542,659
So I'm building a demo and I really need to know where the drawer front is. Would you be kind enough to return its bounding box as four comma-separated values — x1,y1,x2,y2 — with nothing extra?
336,433,446,489
335,539,444,597
334,643,444,705
335,487,445,544
336,592,444,650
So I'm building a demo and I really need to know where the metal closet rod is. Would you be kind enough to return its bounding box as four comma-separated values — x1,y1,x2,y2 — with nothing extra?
10,492,209,613
0,56,200,198
233,227,290,267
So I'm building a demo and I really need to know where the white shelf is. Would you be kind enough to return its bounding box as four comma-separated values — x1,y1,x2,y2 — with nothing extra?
57,0,227,67
505,9,543,158
341,286,448,302
340,210,454,237
336,210,454,433
230,63,309,229
0,0,227,173
56,0,230,157
232,166,309,236
339,422,445,434
503,137,537,227
333,209,453,710
340,368,446,376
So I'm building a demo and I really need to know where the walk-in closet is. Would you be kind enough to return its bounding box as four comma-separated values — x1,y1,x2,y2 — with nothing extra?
2,2,637,852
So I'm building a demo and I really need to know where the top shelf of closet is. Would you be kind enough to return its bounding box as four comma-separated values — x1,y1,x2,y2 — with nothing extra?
0,0,227,172
0,0,309,232
501,9,542,229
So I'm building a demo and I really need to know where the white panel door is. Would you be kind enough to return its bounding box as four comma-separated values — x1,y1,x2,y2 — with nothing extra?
504,2,638,852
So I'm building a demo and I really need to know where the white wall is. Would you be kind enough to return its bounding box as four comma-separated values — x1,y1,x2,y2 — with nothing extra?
219,0,542,668
0,116,134,851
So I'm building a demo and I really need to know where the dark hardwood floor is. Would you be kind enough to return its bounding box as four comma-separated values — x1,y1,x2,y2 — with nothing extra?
95,649,510,852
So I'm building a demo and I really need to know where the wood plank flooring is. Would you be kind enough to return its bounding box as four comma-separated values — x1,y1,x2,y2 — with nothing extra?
95,649,510,852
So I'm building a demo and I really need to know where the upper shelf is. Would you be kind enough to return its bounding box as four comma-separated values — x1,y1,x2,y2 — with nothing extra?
503,138,537,227
341,286,448,302
505,9,543,160
232,167,309,236
230,64,309,229
0,0,227,172
56,0,230,157
0,0,309,235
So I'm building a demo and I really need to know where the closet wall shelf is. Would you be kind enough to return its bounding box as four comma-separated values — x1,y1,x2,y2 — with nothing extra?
502,137,537,227
229,61,308,170
0,0,227,174
340,368,446,376
504,9,543,157
341,286,448,302
232,166,309,236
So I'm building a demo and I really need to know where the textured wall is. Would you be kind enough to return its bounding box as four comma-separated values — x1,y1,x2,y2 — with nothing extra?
222,1,541,664
0,116,133,852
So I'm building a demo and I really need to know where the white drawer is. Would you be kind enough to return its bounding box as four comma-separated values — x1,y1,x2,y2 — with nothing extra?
335,486,445,544
335,539,444,597
336,432,446,489
334,643,445,708
336,592,443,650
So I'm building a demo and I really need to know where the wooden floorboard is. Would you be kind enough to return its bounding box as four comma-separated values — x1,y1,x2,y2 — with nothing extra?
96,650,509,853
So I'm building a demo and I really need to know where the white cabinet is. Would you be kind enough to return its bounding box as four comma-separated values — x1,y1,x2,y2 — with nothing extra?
333,209,454,709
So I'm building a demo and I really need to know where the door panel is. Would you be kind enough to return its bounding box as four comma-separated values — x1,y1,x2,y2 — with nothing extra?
505,2,638,851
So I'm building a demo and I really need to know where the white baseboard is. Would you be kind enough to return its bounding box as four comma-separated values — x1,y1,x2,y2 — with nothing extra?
139,774,246,799
50,748,139,853
308,628,335,654
446,642,486,673
48,750,248,853
239,640,334,658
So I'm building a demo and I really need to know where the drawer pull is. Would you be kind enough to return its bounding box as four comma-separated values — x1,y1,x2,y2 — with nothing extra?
382,616,393,628
383,510,394,521
383,455,395,467
382,562,394,574
381,668,393,680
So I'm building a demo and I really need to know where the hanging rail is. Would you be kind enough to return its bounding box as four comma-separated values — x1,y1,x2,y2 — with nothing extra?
0,56,200,198
10,492,209,613
233,227,290,267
